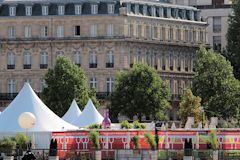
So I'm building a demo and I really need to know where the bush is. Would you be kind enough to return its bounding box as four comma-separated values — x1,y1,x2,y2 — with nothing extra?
49,139,58,156
144,133,156,150
131,136,139,149
209,130,218,150
120,120,132,129
88,123,102,129
89,131,100,150
15,133,29,150
0,137,16,156
133,121,146,129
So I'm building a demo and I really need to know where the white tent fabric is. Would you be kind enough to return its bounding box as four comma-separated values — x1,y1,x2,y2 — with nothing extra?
73,99,103,127
0,83,78,132
62,99,82,125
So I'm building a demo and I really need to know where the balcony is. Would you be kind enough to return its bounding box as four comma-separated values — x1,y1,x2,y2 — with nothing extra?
40,64,48,69
75,63,81,67
7,65,15,69
0,93,18,100
106,63,114,68
96,92,111,99
23,64,31,69
89,63,97,68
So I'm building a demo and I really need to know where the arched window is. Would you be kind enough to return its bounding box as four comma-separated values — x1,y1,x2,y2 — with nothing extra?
74,51,81,67
89,51,97,68
23,52,31,69
7,52,15,69
40,52,48,69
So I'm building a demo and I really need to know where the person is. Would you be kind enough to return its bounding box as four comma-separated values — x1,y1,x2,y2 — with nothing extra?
22,150,36,160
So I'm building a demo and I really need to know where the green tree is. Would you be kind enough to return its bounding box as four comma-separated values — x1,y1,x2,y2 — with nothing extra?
178,89,202,125
109,63,170,121
42,56,98,116
193,48,240,120
226,0,240,79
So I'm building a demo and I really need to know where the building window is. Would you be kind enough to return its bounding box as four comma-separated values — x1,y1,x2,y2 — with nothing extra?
7,79,16,94
136,24,141,38
143,5,147,16
56,51,64,57
24,26,31,38
7,52,15,69
89,51,97,68
89,77,98,91
184,29,189,42
135,4,139,14
128,24,133,37
42,5,48,15
169,27,173,41
213,17,221,33
146,25,152,39
212,0,224,5
40,52,48,69
169,53,174,71
107,24,113,37
41,26,48,38
9,6,16,16
75,5,82,15
90,24,97,37
151,6,156,17
58,5,65,15
213,36,221,52
152,26,158,39
106,50,114,68
161,54,166,70
25,6,32,16
137,50,141,62
106,77,114,93
128,50,134,67
74,51,81,66
176,28,181,41
23,52,31,69
74,26,81,37
40,78,46,92
91,4,98,14
23,78,32,86
108,4,114,14
57,26,64,38
177,54,181,71
8,26,15,38
184,55,189,72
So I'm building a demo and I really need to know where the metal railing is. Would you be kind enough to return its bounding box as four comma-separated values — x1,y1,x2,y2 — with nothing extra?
1,149,240,160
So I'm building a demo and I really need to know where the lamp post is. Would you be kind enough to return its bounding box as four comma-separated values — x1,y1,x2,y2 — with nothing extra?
155,121,159,150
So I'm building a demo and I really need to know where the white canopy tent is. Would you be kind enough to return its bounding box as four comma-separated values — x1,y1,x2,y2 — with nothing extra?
62,99,82,125
0,83,78,148
73,99,103,127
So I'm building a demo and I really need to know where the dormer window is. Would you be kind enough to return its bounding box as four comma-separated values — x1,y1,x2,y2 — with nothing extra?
42,5,48,15
135,4,139,14
91,4,98,14
143,5,147,16
58,5,65,15
25,6,32,16
75,4,82,15
9,6,16,16
151,6,156,17
108,4,114,14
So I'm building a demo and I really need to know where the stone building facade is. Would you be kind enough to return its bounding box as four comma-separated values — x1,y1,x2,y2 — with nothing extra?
0,0,207,120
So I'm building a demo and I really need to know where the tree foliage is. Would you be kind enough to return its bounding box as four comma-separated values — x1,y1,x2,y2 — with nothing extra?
226,0,240,79
193,48,240,120
109,63,170,121
178,89,202,125
42,56,99,116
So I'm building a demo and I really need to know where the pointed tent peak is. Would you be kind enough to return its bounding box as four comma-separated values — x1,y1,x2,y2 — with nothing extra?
0,82,78,132
85,99,97,110
62,99,82,123
73,98,103,127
